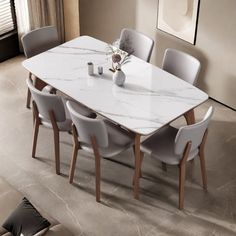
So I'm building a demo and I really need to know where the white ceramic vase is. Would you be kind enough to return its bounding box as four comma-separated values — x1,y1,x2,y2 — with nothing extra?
113,69,126,86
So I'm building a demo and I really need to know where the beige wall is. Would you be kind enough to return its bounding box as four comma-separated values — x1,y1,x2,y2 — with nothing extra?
80,0,236,109
63,0,80,41
79,0,136,43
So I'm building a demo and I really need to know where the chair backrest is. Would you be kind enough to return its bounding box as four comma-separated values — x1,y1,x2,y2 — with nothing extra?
66,101,108,148
119,28,154,62
21,26,59,58
26,78,66,122
174,106,214,156
162,48,201,85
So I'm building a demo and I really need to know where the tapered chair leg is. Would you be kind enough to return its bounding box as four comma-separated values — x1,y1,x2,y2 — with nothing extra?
69,137,80,185
26,88,31,109
199,152,207,190
32,101,40,158
32,119,40,158
91,136,101,202
26,73,33,109
69,124,80,183
179,163,186,210
49,110,60,175
94,151,101,202
178,142,191,210
199,130,208,190
53,129,60,175
69,145,78,183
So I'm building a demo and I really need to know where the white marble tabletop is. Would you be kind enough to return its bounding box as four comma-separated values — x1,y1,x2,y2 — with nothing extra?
23,36,208,135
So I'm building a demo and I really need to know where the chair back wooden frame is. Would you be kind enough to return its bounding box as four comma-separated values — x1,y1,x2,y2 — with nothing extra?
69,124,101,202
32,100,61,175
26,75,48,108
139,126,209,210
178,128,208,209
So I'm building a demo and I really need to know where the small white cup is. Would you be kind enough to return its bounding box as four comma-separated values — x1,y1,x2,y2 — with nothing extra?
87,62,94,75
98,66,103,75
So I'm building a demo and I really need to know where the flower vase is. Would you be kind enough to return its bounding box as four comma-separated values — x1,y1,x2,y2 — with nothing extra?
113,69,126,86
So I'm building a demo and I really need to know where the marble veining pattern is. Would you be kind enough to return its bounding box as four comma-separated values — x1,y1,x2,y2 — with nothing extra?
23,36,208,135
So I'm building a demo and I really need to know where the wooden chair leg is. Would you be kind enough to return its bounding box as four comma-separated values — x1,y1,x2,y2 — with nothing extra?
69,144,79,183
26,72,33,109
94,149,101,202
179,163,186,210
53,129,60,175
199,151,207,190
91,136,101,202
32,119,40,158
49,110,60,175
199,130,208,190
162,162,167,172
26,88,31,109
32,101,40,158
69,124,81,183
178,142,191,210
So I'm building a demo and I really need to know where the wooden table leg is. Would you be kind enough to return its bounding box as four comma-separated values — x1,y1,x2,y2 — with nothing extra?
134,133,141,199
184,109,196,125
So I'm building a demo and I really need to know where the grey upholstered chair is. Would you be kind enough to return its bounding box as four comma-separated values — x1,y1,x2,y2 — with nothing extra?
119,28,154,62
22,26,60,108
66,100,135,202
140,106,214,209
162,48,201,125
26,78,95,175
162,48,201,86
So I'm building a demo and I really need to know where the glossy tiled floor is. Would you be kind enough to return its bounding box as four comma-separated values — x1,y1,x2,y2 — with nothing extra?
0,56,236,236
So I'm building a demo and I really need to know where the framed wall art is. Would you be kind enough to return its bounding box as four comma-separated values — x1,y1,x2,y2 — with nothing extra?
157,0,200,44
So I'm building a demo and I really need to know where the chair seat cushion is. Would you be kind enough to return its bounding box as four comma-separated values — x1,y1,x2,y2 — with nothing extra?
81,120,135,157
141,126,198,165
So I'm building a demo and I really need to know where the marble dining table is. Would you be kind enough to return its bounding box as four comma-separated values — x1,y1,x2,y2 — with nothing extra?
22,35,208,199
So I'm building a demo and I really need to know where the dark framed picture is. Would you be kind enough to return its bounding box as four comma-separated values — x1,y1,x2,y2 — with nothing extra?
157,0,200,44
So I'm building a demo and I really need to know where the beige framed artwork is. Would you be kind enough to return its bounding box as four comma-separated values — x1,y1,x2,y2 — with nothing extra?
157,0,200,44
